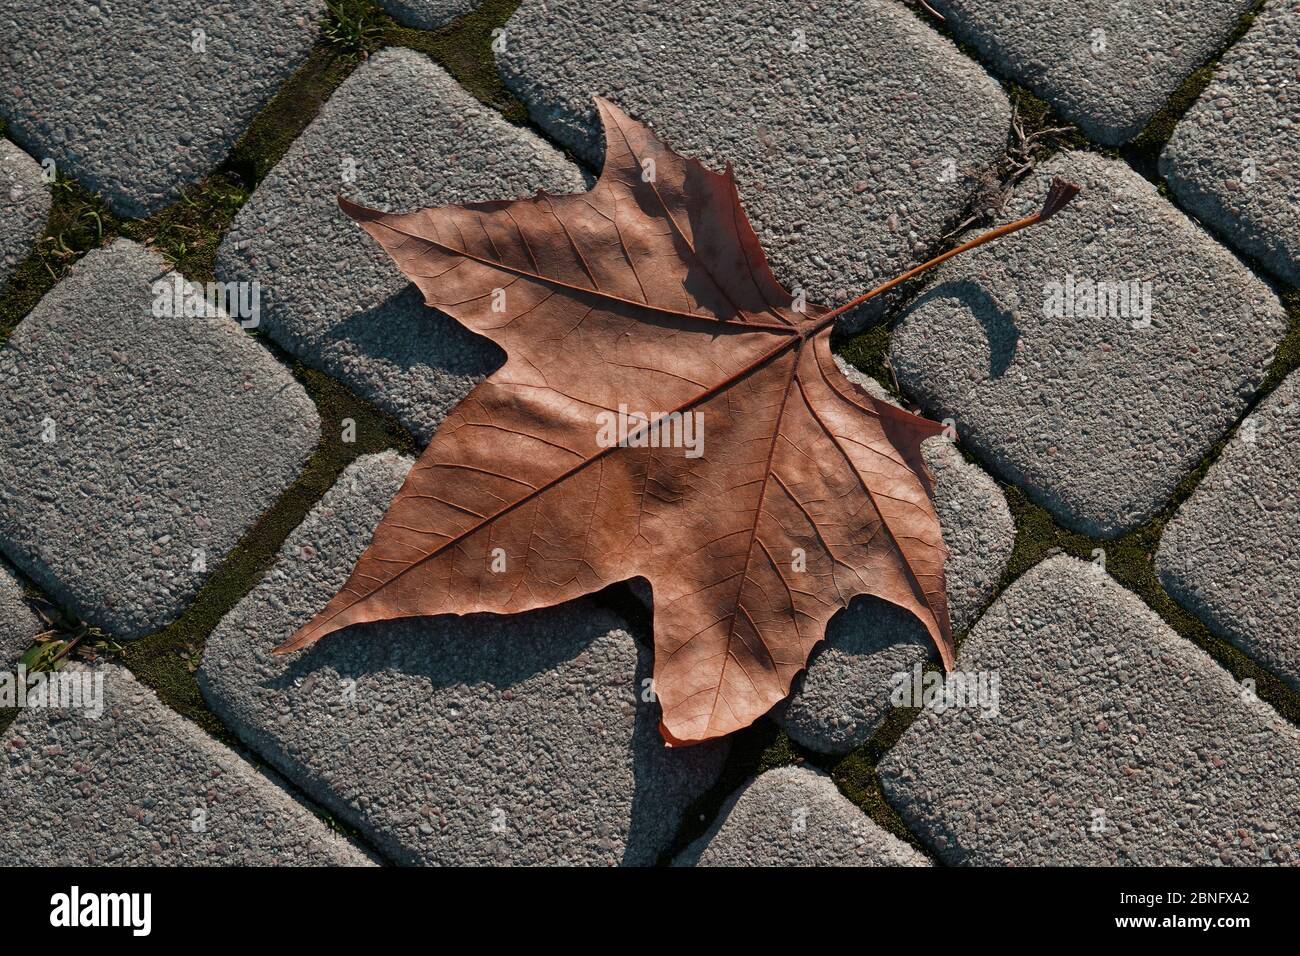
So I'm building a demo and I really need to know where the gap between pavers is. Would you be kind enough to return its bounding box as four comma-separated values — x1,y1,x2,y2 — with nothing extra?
1157,369,1300,691
924,0,1258,145
675,764,930,866
1160,0,1300,287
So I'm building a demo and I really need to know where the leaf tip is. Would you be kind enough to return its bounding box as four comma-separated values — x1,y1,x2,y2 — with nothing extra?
271,622,321,656
337,194,383,223
1038,178,1081,222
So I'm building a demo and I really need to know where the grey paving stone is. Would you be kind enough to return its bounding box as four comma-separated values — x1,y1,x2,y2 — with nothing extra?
217,48,588,444
0,1,321,218
497,0,1011,328
879,555,1300,865
0,239,320,639
676,766,929,867
1161,0,1300,286
929,0,1256,145
198,451,727,866
1158,371,1300,690
0,139,49,285
0,662,372,865
0,560,39,668
890,150,1286,538
376,0,478,30
774,361,1014,754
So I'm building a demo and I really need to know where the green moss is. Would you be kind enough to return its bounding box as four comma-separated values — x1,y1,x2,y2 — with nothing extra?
833,322,897,397
1259,288,1300,397
222,47,364,195
830,704,936,857
384,0,529,125
1125,1,1265,173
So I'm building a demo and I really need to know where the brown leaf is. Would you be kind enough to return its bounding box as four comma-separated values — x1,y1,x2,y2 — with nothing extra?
276,97,1077,745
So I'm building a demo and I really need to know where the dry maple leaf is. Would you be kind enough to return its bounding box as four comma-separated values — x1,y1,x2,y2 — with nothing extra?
275,98,1078,745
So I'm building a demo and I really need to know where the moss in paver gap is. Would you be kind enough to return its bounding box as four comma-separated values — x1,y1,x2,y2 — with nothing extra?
1123,0,1266,177
324,0,530,124
901,0,1265,180
658,706,938,862
1260,289,1300,397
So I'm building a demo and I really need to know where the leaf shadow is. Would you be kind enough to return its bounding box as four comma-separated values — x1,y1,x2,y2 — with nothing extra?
909,279,1021,379
261,602,723,866
334,282,505,378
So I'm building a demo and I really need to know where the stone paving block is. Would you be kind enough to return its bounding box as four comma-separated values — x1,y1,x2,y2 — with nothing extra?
497,0,1011,326
774,361,1014,754
0,662,372,865
676,766,929,867
879,555,1300,865
927,0,1256,145
376,0,478,30
0,1,322,218
0,139,50,285
198,451,727,866
216,48,588,444
0,239,320,639
1158,371,1300,690
1161,0,1300,286
0,560,39,668
890,150,1286,538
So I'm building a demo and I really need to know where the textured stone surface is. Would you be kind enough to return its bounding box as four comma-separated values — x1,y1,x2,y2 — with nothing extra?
1161,0,1300,286
0,560,39,667
199,452,727,866
1158,371,1300,690
0,1,321,218
927,0,1256,145
376,0,478,29
217,48,587,444
0,139,49,285
890,150,1286,538
497,0,1010,327
774,361,1014,754
676,766,929,867
0,662,372,865
880,556,1300,865
0,240,319,638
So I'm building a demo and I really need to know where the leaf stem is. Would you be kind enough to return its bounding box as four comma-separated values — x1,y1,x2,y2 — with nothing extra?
812,177,1080,333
